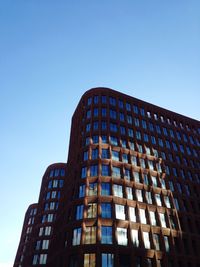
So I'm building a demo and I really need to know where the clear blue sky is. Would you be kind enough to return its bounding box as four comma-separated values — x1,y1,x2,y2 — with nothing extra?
0,1,200,266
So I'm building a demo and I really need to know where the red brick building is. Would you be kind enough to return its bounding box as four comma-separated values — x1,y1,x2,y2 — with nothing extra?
14,88,200,267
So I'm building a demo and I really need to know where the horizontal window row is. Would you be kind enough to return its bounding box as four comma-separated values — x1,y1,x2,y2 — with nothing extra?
47,179,64,189
74,203,175,228
86,95,199,135
41,213,56,223
35,239,49,250
85,109,200,146
83,134,199,159
45,190,61,200
81,164,163,180
44,201,59,211
38,226,52,237
49,168,65,178
32,254,47,265
72,225,173,250
78,182,172,206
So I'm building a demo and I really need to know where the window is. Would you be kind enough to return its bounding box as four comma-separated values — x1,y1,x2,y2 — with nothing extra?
148,160,154,170
101,183,110,195
127,115,132,124
112,166,121,178
91,149,98,160
174,198,179,210
101,165,110,176
76,205,84,220
151,176,157,187
109,97,116,106
88,183,97,196
84,253,96,267
101,203,111,218
102,95,107,104
117,228,128,245
39,254,47,265
136,131,141,140
44,226,51,236
126,102,131,111
122,153,128,163
143,174,149,185
110,109,117,119
146,191,152,204
159,213,167,228
42,239,49,250
86,123,91,132
102,108,107,117
118,99,124,108
87,203,97,218
112,150,119,161
102,254,114,267
143,232,151,249
139,209,147,224
133,105,139,114
153,234,160,250
164,236,170,252
140,158,146,168
115,204,125,220
110,123,117,132
136,189,143,202
102,149,109,159
164,196,171,208
131,229,139,247
119,113,125,122
84,227,96,244
32,255,39,265
93,108,98,117
128,128,134,137
124,168,131,180
79,185,85,198
126,187,133,200
149,211,156,226
142,120,147,129
110,136,118,146
155,194,162,206
90,165,98,176
81,167,87,178
134,171,140,183
113,184,123,197
92,135,99,144
101,226,112,244
129,207,136,222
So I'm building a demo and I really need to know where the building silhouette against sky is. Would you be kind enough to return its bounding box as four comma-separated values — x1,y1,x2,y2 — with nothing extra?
14,88,200,267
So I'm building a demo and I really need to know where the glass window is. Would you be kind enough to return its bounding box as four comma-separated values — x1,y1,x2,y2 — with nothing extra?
136,189,143,202
94,95,99,104
143,232,151,249
133,171,140,183
93,122,99,131
102,95,107,104
126,187,133,200
84,253,96,267
127,115,132,124
42,240,49,250
88,183,97,196
113,184,123,198
151,175,157,187
101,226,112,244
122,153,128,163
110,109,117,119
117,227,128,245
101,164,110,176
131,229,139,247
92,135,98,144
91,149,98,160
129,207,136,222
155,194,162,206
87,97,92,106
112,166,121,178
135,118,140,127
148,160,154,170
109,97,116,106
153,234,160,250
128,128,134,137
84,226,96,244
101,183,110,195
76,205,84,220
119,113,125,122
159,213,167,228
102,149,109,159
146,191,152,204
86,123,91,132
79,185,85,198
124,168,131,180
115,204,125,220
81,167,87,178
93,108,98,117
112,150,119,161
72,228,81,246
143,173,149,185
164,196,171,208
102,108,107,117
101,203,111,218
110,136,118,146
90,165,98,176
118,100,124,108
87,203,97,218
102,254,114,267
149,211,156,226
39,254,47,265
139,209,147,224
110,123,117,132
164,236,170,252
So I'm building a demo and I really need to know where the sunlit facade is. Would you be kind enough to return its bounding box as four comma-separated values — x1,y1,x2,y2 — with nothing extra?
14,88,200,267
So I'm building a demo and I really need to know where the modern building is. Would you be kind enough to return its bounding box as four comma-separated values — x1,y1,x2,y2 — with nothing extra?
14,87,200,267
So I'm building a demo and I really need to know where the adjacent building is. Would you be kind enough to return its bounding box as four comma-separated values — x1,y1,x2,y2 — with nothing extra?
14,88,200,267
